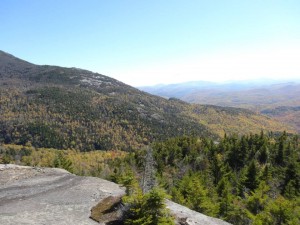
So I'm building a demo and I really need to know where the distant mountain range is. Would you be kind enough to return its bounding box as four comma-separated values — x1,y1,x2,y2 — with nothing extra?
139,80,300,132
0,50,294,151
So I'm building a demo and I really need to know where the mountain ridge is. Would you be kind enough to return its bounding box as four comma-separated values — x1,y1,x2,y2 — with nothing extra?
0,51,294,151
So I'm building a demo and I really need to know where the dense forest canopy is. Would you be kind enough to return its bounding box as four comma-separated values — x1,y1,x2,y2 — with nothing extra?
151,132,300,224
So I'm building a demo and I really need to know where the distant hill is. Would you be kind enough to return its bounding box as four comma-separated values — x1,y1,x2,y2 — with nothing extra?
140,81,300,133
0,50,294,151
139,79,286,99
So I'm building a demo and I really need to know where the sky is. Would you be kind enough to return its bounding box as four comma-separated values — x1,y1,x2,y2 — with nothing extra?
1,0,300,86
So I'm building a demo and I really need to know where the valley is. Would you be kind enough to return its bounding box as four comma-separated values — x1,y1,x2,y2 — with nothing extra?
140,81,300,133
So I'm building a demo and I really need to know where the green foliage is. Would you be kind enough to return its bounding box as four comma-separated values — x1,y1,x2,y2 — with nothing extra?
1,154,12,164
246,181,270,215
0,144,127,180
123,187,175,225
244,160,259,192
283,160,300,198
151,133,300,224
27,122,65,148
253,196,300,225
53,151,73,173
169,172,214,216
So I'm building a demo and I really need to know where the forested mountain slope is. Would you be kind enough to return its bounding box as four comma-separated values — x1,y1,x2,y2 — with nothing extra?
0,50,294,151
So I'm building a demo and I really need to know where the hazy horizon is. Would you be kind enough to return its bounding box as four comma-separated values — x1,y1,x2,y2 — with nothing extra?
137,77,300,87
1,0,300,86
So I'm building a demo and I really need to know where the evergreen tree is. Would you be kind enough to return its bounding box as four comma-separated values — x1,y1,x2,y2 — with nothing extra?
283,161,300,197
244,160,259,192
217,178,234,219
275,132,287,166
226,135,247,170
258,144,269,164
246,181,270,215
255,196,297,225
53,151,73,173
123,188,175,225
210,152,223,185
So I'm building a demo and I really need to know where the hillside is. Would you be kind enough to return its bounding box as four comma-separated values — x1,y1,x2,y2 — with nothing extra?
0,50,294,151
140,81,300,133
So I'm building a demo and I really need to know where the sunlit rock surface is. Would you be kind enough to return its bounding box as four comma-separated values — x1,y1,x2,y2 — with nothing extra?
166,200,231,225
0,164,231,225
0,164,124,225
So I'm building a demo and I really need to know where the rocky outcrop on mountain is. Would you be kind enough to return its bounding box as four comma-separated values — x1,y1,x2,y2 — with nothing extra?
0,164,231,225
166,200,231,225
0,164,125,225
90,195,124,224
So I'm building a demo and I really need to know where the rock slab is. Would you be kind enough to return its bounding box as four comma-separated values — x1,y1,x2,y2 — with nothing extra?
166,200,231,225
0,164,125,225
0,164,231,225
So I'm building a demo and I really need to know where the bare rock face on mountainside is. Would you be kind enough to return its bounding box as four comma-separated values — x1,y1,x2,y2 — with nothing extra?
0,164,231,225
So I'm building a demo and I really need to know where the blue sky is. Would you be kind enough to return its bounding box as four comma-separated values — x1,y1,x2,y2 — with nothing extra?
1,0,300,86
